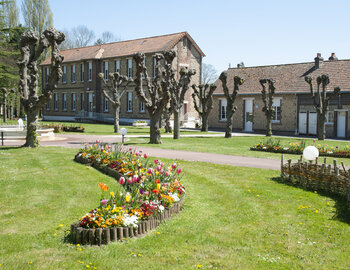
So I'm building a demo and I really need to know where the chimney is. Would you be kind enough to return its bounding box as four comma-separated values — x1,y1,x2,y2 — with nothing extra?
314,53,323,68
328,52,338,61
237,63,241,68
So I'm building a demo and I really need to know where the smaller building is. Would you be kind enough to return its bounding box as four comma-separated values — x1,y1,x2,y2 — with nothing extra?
210,53,350,139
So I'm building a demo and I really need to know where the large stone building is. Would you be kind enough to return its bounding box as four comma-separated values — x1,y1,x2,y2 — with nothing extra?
41,32,205,126
210,53,350,139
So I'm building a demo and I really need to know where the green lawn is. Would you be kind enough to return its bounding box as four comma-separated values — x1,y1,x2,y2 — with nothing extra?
1,147,350,269
127,136,350,166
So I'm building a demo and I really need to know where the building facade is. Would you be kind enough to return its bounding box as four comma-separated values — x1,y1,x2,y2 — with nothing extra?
210,53,350,139
41,32,205,126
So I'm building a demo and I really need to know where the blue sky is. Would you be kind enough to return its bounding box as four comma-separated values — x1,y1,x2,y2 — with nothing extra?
46,0,350,73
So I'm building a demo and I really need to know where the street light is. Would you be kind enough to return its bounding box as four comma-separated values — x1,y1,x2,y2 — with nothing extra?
120,128,127,144
303,145,319,161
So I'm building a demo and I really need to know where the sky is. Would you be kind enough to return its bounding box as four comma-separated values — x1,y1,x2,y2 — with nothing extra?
34,0,350,73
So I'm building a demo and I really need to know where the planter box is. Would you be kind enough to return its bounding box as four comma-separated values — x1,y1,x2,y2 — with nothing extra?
70,196,185,245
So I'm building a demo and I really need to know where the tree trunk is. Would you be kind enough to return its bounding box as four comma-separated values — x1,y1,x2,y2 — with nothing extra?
3,101,6,123
164,110,172,133
317,113,326,140
173,110,180,139
266,118,272,136
114,106,120,133
24,108,39,147
225,110,233,138
150,114,162,144
201,113,209,132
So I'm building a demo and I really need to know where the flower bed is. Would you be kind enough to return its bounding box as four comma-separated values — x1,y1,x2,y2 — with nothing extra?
251,139,350,158
72,144,185,245
63,126,85,132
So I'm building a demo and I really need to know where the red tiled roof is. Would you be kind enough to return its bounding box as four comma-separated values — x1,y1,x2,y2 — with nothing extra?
214,59,350,94
41,32,205,65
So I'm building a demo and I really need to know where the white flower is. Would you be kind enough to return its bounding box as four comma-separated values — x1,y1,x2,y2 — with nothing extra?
123,214,139,228
169,193,180,202
158,205,164,212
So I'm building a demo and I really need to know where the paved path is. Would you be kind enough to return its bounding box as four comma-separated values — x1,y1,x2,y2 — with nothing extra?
1,133,281,170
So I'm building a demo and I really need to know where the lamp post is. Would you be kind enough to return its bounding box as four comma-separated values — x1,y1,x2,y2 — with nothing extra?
303,145,319,162
120,128,127,144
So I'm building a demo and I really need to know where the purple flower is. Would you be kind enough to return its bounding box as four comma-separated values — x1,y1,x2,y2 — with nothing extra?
139,189,145,194
101,199,108,205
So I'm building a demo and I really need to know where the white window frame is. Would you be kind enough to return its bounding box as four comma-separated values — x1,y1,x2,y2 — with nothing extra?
219,98,227,121
104,97,109,112
71,64,76,83
45,67,50,84
127,92,133,112
81,63,84,82
326,111,334,125
62,93,67,111
140,100,145,113
104,61,109,80
88,62,92,81
115,60,120,73
71,93,76,111
62,66,67,83
54,93,58,111
127,59,133,78
272,98,282,123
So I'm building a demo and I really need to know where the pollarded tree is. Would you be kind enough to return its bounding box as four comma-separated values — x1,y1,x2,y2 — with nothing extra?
219,71,244,138
170,68,196,139
162,104,172,133
98,72,133,133
18,28,65,147
260,78,276,137
191,83,217,132
133,51,176,144
305,74,341,140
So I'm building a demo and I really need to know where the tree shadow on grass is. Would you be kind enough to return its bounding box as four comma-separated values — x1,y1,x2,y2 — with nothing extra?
0,146,23,151
271,177,350,225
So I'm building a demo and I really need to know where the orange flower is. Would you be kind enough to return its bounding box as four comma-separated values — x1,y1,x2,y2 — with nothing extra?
98,182,109,191
156,179,160,184
152,189,159,194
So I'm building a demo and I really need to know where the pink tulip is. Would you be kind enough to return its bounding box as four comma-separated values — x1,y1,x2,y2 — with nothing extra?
154,159,159,164
148,168,153,174
176,168,182,174
165,171,169,177
132,174,139,183
118,177,125,185
144,153,148,159
172,163,177,169
157,165,162,171
101,199,108,205
128,177,133,184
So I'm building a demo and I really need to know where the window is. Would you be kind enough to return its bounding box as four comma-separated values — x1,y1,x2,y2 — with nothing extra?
45,67,50,84
80,93,84,110
62,93,67,111
88,62,92,81
326,111,334,124
219,99,227,120
46,100,50,111
142,58,146,79
115,60,120,73
104,61,109,80
140,100,145,113
81,63,84,82
104,97,109,112
272,98,281,123
62,66,67,83
71,65,76,83
71,93,76,111
182,37,187,48
153,57,157,78
127,92,132,112
127,59,132,78
54,93,58,111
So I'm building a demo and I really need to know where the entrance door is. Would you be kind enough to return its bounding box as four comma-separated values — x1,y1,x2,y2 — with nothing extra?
308,112,317,135
244,99,253,132
337,111,346,138
88,93,93,118
299,112,307,134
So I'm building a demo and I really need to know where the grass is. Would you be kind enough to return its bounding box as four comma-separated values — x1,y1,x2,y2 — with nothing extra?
1,147,350,269
127,136,350,166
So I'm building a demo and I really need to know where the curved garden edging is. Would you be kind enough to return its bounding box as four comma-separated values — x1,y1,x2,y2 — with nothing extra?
70,196,185,246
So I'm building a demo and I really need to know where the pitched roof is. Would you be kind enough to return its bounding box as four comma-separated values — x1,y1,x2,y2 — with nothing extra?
41,32,205,65
214,58,350,95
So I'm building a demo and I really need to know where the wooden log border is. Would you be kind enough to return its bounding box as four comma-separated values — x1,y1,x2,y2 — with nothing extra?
72,153,186,245
70,196,185,246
